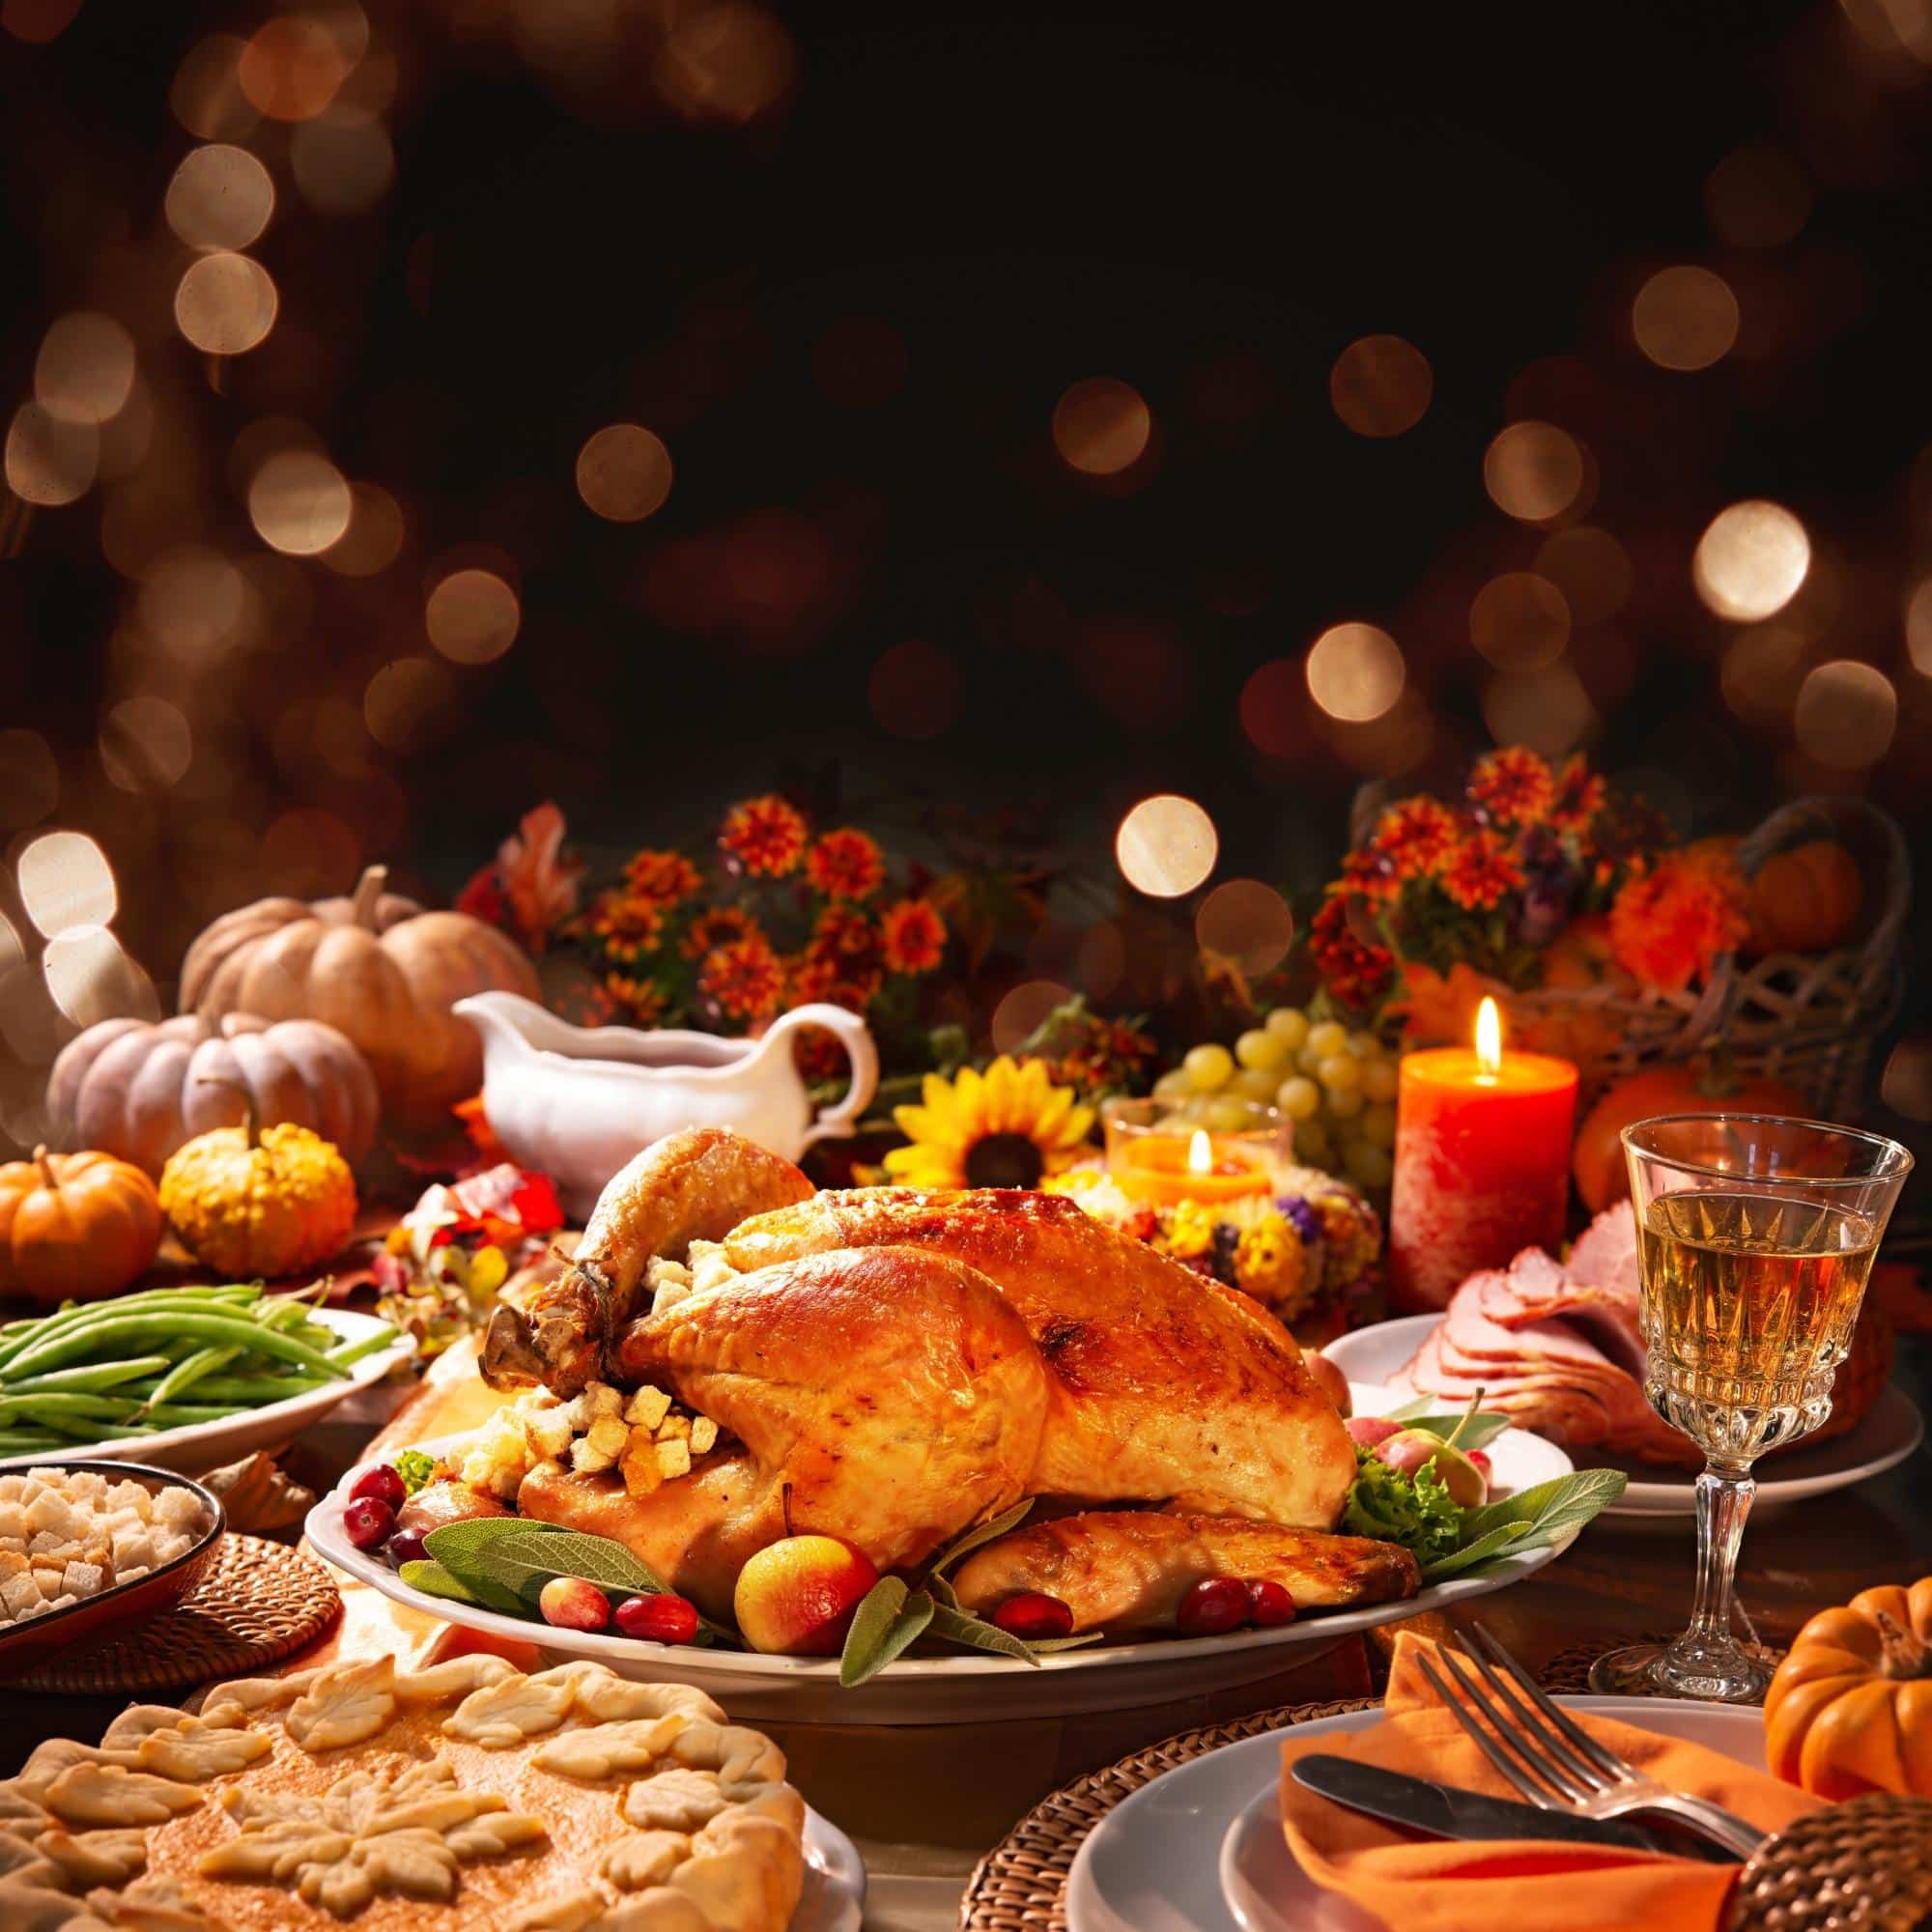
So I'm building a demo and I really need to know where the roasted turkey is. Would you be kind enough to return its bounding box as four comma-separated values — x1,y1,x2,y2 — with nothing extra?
484,1127,1415,1628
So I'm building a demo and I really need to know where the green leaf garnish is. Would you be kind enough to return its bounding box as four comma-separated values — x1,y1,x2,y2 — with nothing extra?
1342,1446,1463,1567
924,1497,1035,1579
838,1577,936,1688
392,1449,438,1495
924,1599,1042,1665
398,1557,498,1608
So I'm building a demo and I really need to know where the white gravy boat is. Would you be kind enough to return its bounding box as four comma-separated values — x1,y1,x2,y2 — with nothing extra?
454,991,879,1220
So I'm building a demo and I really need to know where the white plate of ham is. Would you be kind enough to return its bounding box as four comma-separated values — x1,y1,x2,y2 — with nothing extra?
1325,1204,1923,1518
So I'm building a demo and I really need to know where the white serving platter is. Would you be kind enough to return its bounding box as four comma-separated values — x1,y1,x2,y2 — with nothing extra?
1324,1314,1924,1519
1061,1694,1765,1932
303,1383,1580,1726
0,1308,417,1476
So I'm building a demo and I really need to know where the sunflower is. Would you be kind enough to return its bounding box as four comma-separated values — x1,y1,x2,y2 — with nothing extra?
886,1056,1094,1190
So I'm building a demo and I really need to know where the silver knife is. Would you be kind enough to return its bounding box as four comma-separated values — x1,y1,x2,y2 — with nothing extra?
1291,1756,1740,1863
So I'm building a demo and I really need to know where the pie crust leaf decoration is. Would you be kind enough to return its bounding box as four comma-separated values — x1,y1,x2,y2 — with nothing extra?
133,1725,269,1784
570,1678,724,1727
82,1873,227,1929
33,1827,150,1889
43,1764,204,1830
286,1658,398,1754
597,1829,688,1891
389,1655,517,1705
442,1669,578,1747
620,1770,730,1834
531,1717,687,1782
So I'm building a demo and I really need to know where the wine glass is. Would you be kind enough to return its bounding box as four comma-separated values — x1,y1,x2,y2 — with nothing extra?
1590,1113,1911,1703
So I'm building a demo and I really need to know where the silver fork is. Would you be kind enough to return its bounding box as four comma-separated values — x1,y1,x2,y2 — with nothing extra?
1414,1627,1766,1861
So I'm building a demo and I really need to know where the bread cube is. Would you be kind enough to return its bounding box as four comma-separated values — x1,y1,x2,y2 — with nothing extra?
61,1558,104,1597
154,1488,202,1532
28,1531,71,1559
653,1438,692,1481
524,1408,573,1462
622,1386,672,1432
0,1476,24,1503
569,1435,617,1478
653,1412,691,1443
23,1491,75,1540
0,1572,39,1618
118,1565,149,1583
0,1503,27,1543
106,1481,150,1515
587,1383,623,1420
689,1417,719,1457
110,1527,156,1575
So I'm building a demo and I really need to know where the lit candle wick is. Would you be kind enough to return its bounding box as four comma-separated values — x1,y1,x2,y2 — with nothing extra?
1474,995,1504,1085
1187,1127,1213,1177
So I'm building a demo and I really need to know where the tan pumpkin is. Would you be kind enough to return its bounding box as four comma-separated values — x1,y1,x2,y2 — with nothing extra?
179,864,539,1134
46,1013,380,1176
1765,1577,1932,1799
0,1148,163,1307
158,1095,356,1280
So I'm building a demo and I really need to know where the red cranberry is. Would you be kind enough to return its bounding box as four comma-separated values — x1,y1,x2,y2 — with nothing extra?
387,1530,430,1569
614,1593,700,1645
539,1576,611,1631
349,1464,406,1512
1177,1577,1250,1637
1245,1579,1296,1627
342,1495,395,1551
991,1592,1075,1641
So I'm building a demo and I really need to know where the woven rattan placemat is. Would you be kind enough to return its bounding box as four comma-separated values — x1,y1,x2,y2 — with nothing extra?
959,1692,1378,1930
11,1533,341,1694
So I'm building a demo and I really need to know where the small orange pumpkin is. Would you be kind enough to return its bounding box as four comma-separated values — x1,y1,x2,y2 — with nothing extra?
1765,1578,1932,1799
1745,838,1863,956
0,1148,163,1307
1571,1061,1805,1212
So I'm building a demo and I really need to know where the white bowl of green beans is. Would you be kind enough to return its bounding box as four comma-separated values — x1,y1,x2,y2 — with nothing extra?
0,1285,416,1475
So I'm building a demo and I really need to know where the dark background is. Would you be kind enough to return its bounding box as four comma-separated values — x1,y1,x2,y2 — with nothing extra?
2,0,1930,1144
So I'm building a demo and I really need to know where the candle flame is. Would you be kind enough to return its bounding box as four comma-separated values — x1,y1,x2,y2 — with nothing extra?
1474,996,1504,1077
1187,1128,1213,1177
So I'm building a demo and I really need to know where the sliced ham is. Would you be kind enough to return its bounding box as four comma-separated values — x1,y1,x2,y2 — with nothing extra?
1473,1241,1646,1378
1568,1204,1641,1297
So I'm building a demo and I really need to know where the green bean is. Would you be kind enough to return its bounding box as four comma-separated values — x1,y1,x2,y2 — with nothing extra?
140,1403,244,1427
325,1329,395,1371
190,1373,331,1402
0,1392,144,1421
0,1435,60,1454
3,1312,347,1384
0,1356,174,1396
142,1346,242,1410
0,1291,267,1375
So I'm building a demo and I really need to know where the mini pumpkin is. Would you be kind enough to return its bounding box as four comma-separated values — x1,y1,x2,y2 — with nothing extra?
178,864,539,1134
1747,838,1864,956
47,1012,380,1177
1765,1577,1932,1799
158,1090,357,1280
0,1148,163,1308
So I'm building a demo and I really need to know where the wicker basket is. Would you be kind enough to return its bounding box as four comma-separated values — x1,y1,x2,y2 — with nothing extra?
1496,796,1908,1117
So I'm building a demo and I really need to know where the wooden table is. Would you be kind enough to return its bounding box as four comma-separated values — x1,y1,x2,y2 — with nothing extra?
4,1344,1926,1932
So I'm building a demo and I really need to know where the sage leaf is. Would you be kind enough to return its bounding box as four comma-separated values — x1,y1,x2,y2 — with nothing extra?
1026,1631,1106,1654
1381,1410,1515,1452
1418,1521,1533,1584
398,1554,524,1615
925,1600,1041,1666
925,1498,1035,1579
1460,1467,1628,1549
839,1580,935,1689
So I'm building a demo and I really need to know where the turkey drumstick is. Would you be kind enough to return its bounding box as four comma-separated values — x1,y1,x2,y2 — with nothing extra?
480,1125,812,1395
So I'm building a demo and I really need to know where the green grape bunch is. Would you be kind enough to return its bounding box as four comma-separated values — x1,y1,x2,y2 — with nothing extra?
1152,1007,1399,1192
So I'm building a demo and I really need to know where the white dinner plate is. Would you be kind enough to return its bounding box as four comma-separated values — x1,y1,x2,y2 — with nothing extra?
1324,1315,1924,1519
797,1807,867,1932
1064,1694,1765,1932
0,1308,417,1476
303,1386,1579,1725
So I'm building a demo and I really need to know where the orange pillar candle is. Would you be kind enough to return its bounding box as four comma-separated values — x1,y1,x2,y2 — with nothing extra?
1388,998,1577,1314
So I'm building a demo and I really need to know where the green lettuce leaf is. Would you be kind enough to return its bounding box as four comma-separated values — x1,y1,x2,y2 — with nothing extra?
1342,1445,1463,1568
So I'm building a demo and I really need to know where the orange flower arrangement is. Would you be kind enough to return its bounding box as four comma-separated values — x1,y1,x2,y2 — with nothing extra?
721,794,810,877
806,828,887,901
1607,855,1749,995
699,934,787,1024
1438,830,1524,912
881,898,947,975
625,848,702,906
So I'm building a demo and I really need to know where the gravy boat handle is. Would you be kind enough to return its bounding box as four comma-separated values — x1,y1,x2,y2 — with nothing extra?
766,1004,880,1149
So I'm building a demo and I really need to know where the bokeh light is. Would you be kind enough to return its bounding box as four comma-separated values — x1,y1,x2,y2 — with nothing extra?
136,547,250,662
1881,1036,1932,1121
1693,500,1810,619
1904,579,1932,675
1720,623,1808,723
321,482,407,576
1483,662,1596,757
2,0,84,44
0,730,59,828
654,4,798,124
576,424,673,523
5,402,97,504
364,656,458,752
165,144,275,250
1632,267,1740,371
1305,623,1405,722
1195,879,1294,976
1470,572,1571,670
247,449,353,554
290,111,396,215
34,313,136,426
1116,795,1218,898
175,252,279,355
1238,658,1304,758
1329,334,1432,437
1704,144,1812,248
1483,421,1585,523
1052,378,1151,476
1533,526,1631,623
868,640,962,738
171,34,260,141
239,14,352,122
1793,660,1897,768
990,980,1071,1055
17,830,116,937
99,697,193,792
425,568,521,663
43,925,156,1030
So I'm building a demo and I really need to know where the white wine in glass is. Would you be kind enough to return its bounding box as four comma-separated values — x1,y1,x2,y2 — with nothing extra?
1591,1115,1910,1703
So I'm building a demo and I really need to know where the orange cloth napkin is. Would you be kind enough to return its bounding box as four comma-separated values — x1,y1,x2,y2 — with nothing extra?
1277,1634,1821,1932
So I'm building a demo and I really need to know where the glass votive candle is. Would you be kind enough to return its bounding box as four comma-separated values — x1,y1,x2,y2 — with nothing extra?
1102,1094,1286,1207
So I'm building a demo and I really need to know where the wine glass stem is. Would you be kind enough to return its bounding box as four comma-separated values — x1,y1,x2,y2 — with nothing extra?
1682,1460,1754,1657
